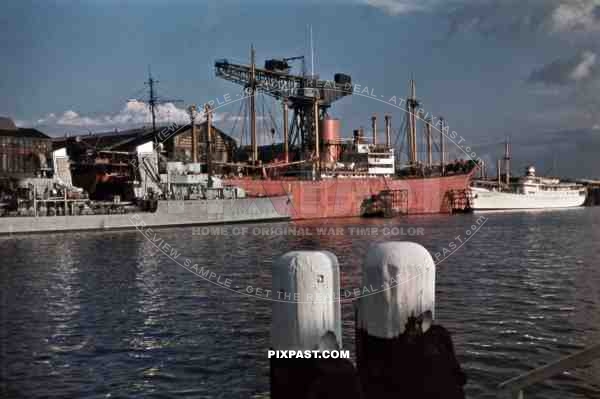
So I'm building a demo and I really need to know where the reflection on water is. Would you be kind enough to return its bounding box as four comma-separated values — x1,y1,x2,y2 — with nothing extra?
1,208,600,398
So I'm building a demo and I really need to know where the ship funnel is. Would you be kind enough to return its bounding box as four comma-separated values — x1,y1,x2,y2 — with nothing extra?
320,117,341,166
384,114,391,148
371,114,377,145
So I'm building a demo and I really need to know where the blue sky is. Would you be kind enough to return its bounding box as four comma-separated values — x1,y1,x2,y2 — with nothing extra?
2,0,600,177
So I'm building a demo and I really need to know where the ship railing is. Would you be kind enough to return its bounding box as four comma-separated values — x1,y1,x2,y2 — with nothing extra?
498,341,600,398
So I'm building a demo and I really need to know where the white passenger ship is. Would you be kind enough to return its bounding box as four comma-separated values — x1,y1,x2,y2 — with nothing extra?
470,166,586,211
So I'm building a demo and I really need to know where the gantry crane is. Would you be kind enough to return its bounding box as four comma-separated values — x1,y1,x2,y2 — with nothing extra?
214,46,352,163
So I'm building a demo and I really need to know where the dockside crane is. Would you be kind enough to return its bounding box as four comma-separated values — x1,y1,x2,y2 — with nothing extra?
214,46,353,164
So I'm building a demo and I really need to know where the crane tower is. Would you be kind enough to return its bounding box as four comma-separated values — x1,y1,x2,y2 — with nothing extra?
214,46,352,163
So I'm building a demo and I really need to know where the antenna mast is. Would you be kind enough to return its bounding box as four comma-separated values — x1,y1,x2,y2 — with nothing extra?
309,25,314,77
147,67,158,143
144,67,183,146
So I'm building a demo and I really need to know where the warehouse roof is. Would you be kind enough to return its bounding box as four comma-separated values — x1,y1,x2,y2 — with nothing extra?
52,122,236,152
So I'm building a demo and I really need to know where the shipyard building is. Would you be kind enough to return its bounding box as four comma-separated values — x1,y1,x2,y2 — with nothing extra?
51,123,238,200
0,117,52,177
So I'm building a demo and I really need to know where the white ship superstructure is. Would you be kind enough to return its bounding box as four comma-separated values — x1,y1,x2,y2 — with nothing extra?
471,166,586,211
357,143,395,176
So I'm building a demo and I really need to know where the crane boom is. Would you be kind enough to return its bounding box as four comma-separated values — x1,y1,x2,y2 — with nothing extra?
214,49,352,165
215,59,351,106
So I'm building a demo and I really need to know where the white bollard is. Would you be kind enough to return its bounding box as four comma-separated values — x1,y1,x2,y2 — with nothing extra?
270,251,350,399
355,241,438,398
271,250,342,350
358,241,436,338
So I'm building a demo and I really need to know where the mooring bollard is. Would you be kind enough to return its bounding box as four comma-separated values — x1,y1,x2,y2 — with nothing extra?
270,251,360,399
356,241,466,399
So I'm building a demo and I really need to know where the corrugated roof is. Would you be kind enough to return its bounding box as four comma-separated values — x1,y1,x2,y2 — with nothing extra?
52,123,235,151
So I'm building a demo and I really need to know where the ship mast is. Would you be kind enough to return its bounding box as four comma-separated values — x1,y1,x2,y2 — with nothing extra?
143,67,182,146
425,117,433,168
283,101,289,163
497,159,502,187
147,69,158,143
504,137,511,185
187,105,198,163
407,79,419,165
205,104,213,187
439,117,446,176
249,45,258,164
313,97,320,174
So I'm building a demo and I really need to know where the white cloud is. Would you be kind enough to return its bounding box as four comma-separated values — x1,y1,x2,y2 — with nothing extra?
366,0,443,14
227,114,268,122
550,1,600,33
29,101,223,131
528,51,599,85
570,51,597,80
366,0,600,36
449,0,600,37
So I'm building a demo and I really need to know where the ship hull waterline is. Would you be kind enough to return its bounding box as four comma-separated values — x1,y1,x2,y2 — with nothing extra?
227,173,472,220
0,196,292,235
470,189,586,212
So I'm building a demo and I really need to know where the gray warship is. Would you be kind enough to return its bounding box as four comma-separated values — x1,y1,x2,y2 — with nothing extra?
0,110,291,235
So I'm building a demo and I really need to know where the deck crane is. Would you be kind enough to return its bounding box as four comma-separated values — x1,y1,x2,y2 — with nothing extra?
214,46,352,164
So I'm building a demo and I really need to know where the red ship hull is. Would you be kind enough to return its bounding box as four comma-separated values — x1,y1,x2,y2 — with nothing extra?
227,173,472,220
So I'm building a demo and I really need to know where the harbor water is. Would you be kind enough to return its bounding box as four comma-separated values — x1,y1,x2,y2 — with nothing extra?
1,208,600,398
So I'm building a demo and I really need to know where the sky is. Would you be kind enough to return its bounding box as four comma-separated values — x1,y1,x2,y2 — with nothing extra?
2,0,600,177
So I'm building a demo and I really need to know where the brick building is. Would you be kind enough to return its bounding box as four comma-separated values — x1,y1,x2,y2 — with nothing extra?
0,117,52,177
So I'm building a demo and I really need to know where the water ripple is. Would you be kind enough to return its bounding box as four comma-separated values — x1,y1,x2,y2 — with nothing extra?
1,209,600,398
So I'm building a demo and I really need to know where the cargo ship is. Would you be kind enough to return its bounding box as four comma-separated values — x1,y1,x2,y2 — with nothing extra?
213,49,476,219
